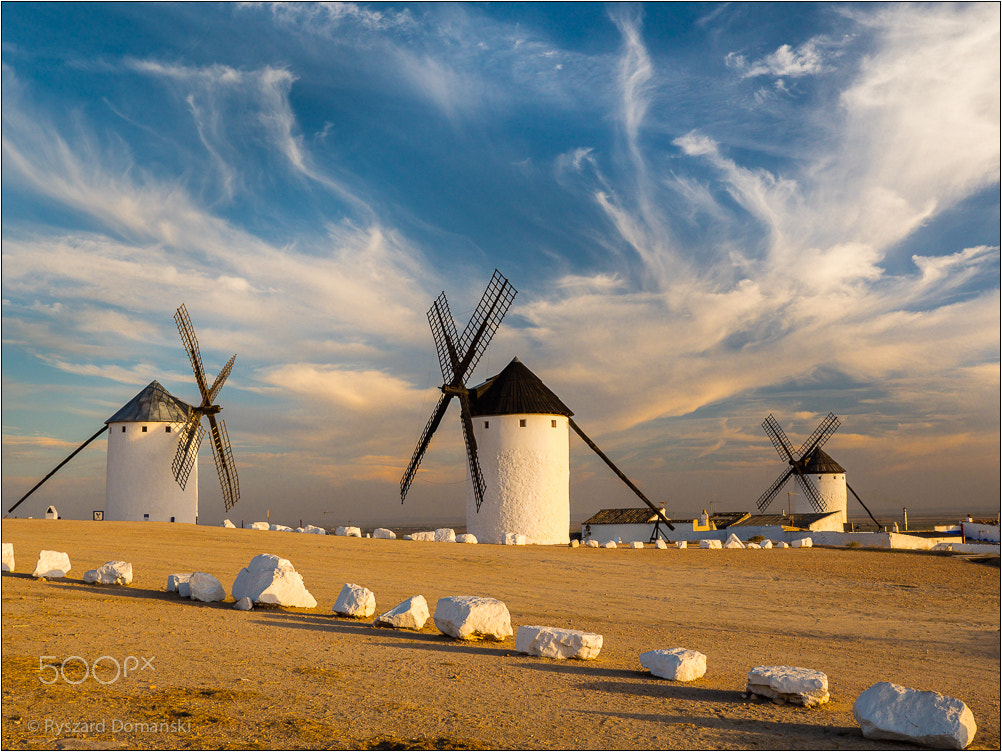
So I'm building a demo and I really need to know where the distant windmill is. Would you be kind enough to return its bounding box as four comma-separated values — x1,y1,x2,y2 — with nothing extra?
756,412,880,529
7,304,239,522
400,270,675,544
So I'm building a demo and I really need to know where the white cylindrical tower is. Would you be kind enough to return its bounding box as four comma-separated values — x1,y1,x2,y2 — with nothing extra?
795,448,848,526
465,358,571,545
105,381,198,524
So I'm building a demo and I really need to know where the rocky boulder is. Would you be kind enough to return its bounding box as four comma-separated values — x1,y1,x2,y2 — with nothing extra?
516,626,602,660
746,665,830,707
189,572,226,602
335,526,362,537
167,573,192,592
373,595,429,630
32,550,71,578
853,682,977,750
233,597,253,611
249,521,270,530
434,528,456,543
2,543,14,572
456,533,478,544
405,530,436,541
231,554,317,608
676,541,688,549
699,539,722,549
655,539,668,549
434,595,512,641
83,561,133,585
791,537,813,548
504,533,527,545
725,534,745,549
640,648,707,681
372,528,396,540
333,583,376,618
301,524,326,535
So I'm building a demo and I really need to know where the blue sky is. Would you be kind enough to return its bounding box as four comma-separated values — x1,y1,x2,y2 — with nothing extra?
2,3,999,527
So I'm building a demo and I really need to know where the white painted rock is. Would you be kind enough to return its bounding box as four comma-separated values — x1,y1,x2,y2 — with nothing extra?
434,595,512,641
516,626,603,660
676,541,688,550
2,543,14,572
32,550,71,578
761,540,773,549
792,537,813,548
434,528,456,543
776,541,790,548
655,539,668,549
457,533,478,544
640,648,707,681
333,583,376,618
189,572,226,602
231,554,317,608
372,527,396,540
504,533,527,545
301,524,326,535
699,539,722,549
853,682,977,750
746,665,830,707
178,581,192,598
270,524,294,532
569,539,579,548
234,597,253,611
221,519,236,528
249,521,270,530
83,561,132,585
373,595,429,630
630,541,645,549
725,534,745,549
295,527,304,533
167,573,192,592
335,526,362,537
406,530,436,542
585,540,600,548
747,542,761,549
603,540,617,549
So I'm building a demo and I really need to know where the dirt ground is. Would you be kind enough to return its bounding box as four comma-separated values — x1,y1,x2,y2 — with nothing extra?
1,519,999,750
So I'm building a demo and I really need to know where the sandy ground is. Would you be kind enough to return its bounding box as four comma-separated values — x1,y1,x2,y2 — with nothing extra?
1,519,999,751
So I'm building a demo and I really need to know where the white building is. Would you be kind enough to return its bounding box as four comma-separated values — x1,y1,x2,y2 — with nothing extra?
465,358,571,545
104,381,198,524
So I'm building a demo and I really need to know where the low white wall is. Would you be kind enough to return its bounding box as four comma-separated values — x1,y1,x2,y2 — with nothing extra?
962,522,1001,543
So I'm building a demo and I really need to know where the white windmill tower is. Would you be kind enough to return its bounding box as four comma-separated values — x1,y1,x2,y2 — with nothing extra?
8,305,240,523
756,413,882,529
399,270,675,544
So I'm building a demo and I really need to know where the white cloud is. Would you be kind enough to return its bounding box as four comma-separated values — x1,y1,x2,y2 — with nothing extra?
727,39,829,79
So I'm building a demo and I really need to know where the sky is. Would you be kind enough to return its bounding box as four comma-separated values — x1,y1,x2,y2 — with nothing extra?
2,2,999,528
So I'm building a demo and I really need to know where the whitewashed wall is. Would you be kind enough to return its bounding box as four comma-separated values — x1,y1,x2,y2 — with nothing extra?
106,421,197,523
797,473,847,527
466,413,569,545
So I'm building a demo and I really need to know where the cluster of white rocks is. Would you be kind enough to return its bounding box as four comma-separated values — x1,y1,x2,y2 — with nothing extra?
32,550,71,578
167,571,226,602
574,536,808,550
516,626,602,660
83,561,132,585
233,520,326,534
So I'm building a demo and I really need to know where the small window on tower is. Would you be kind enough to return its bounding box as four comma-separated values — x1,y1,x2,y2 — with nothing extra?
484,421,489,429
121,426,126,433
141,426,148,433
551,419,557,428
166,426,171,433
519,419,526,427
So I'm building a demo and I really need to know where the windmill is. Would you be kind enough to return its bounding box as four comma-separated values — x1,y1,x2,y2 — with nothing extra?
6,304,239,521
400,270,675,544
756,412,880,529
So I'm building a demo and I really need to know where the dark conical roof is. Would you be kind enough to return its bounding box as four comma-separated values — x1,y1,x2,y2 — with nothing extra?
469,358,573,417
804,448,845,474
105,380,194,424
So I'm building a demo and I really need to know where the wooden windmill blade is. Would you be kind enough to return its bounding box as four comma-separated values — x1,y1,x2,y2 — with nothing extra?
456,269,517,378
400,392,454,502
762,413,796,462
174,304,210,400
428,292,461,384
794,471,827,514
755,465,795,512
457,389,486,511
206,354,237,405
797,412,840,457
171,414,205,490
207,415,239,511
